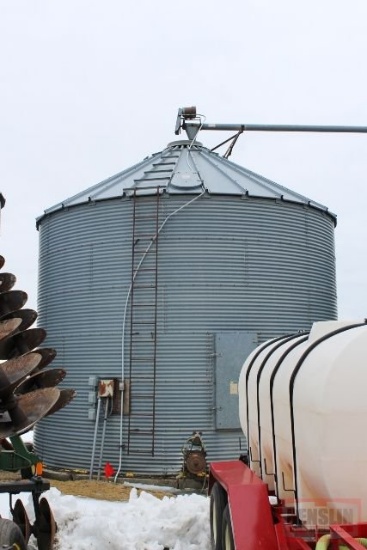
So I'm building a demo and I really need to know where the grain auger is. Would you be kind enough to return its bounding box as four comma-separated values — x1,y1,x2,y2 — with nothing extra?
0,193,75,549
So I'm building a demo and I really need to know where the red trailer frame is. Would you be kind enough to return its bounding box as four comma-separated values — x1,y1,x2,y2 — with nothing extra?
209,459,367,550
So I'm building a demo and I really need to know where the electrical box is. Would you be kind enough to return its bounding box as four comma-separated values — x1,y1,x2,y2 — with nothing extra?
88,376,98,387
98,379,114,398
88,391,97,404
88,408,96,421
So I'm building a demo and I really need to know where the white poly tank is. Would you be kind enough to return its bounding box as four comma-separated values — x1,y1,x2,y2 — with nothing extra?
239,321,367,528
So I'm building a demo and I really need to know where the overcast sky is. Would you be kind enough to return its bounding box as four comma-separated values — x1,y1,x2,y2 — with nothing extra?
1,1,366,318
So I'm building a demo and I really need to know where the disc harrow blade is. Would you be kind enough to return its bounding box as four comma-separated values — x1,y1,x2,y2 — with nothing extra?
0,387,60,437
16,368,66,394
0,247,75,484
0,290,28,317
12,498,31,543
0,353,43,398
0,327,46,360
36,497,57,550
46,388,76,416
30,348,57,370
0,318,23,343
2,308,38,332
0,273,16,293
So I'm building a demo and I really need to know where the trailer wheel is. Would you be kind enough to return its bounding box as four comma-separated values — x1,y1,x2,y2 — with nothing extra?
0,518,27,549
222,505,234,550
210,482,227,550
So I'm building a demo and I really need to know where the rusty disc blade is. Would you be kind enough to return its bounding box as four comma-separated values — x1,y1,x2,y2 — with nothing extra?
0,353,43,397
30,348,57,370
46,388,76,416
0,318,22,343
13,498,31,543
0,290,28,317
0,273,16,293
0,327,47,360
36,497,57,550
0,387,60,437
1,309,38,332
16,368,66,394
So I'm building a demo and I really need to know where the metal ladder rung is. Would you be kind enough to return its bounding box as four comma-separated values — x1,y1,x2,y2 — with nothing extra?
133,342,154,345
131,303,156,308
144,169,173,174
133,253,157,259
128,429,153,435
130,183,165,190
130,375,155,380
134,176,168,182
129,184,163,190
131,330,156,335
133,260,157,266
131,333,156,338
131,336,156,339
133,267,157,273
133,259,156,265
133,234,157,239
128,449,154,455
133,214,160,220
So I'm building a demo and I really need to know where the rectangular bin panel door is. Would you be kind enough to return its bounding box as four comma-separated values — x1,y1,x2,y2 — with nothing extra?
215,331,258,430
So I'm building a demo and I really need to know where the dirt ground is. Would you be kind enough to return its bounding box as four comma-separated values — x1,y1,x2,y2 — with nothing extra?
49,478,173,501
0,472,175,501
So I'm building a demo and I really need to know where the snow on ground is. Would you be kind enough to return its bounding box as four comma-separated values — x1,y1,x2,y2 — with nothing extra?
47,487,210,550
0,482,210,550
4,431,210,548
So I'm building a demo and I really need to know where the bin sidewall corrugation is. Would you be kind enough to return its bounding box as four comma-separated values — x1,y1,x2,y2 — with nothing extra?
34,194,336,474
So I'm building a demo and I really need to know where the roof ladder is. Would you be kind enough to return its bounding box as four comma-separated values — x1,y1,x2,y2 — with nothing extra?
127,187,160,456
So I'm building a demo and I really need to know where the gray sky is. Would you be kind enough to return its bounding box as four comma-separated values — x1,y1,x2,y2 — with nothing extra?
1,1,366,317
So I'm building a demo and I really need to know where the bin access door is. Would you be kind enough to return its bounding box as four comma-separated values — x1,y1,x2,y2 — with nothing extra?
214,331,258,430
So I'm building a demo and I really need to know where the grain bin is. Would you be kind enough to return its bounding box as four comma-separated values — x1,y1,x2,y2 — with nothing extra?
34,138,337,475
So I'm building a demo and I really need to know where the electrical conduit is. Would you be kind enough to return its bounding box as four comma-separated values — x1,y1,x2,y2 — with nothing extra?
114,189,206,482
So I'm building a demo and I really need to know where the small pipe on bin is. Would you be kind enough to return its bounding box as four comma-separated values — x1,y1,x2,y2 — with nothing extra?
97,397,110,481
89,397,101,480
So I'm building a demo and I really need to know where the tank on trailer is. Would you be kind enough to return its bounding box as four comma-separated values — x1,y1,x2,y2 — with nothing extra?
210,321,367,550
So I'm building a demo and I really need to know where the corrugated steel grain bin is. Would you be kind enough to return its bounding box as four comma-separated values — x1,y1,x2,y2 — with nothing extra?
34,140,337,475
